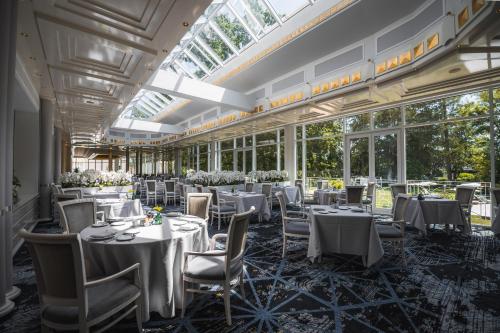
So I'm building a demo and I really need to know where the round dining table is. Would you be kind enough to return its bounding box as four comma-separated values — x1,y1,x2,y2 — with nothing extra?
80,215,209,321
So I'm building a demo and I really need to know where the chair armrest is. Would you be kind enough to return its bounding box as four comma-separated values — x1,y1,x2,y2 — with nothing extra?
96,211,105,223
85,263,140,288
283,216,309,223
210,233,228,251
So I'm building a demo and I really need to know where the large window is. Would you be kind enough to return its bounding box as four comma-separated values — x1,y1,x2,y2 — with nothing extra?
255,130,278,171
220,139,234,171
199,144,209,171
304,120,343,179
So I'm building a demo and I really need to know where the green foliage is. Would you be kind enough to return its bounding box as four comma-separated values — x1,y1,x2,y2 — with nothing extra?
456,172,476,181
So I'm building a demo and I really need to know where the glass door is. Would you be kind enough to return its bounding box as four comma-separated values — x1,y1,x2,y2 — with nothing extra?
345,130,401,210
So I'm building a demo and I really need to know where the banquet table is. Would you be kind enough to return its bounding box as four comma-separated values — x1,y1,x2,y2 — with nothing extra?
405,197,470,234
96,198,143,219
308,205,383,267
273,186,299,203
83,192,124,200
219,191,270,221
314,189,341,205
81,215,209,321
492,205,500,234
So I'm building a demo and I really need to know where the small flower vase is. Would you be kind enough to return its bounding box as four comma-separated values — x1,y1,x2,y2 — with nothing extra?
154,212,162,225
417,193,424,201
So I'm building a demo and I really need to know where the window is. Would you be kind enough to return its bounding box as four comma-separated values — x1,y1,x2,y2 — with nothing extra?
188,42,218,71
255,131,276,145
266,0,309,20
177,53,206,79
374,108,400,129
305,120,343,179
214,6,253,50
346,113,370,132
256,145,277,170
229,0,277,36
199,25,234,62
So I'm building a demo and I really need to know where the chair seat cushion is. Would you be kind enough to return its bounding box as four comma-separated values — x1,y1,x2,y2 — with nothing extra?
184,253,242,280
285,221,310,235
376,225,403,238
214,205,236,212
286,203,301,211
42,278,139,325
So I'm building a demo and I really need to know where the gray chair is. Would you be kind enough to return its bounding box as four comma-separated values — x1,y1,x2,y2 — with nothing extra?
181,207,255,326
195,184,204,193
296,182,317,208
53,193,79,227
376,194,410,266
208,187,237,230
63,188,83,199
276,191,310,258
317,180,329,190
245,182,254,192
455,186,476,225
261,183,273,211
58,199,104,234
163,180,177,205
186,193,212,222
343,185,365,207
145,180,157,205
390,183,407,201
362,182,376,212
19,229,142,333
178,183,186,212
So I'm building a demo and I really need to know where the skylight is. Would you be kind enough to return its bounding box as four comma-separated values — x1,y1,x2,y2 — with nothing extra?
121,0,312,121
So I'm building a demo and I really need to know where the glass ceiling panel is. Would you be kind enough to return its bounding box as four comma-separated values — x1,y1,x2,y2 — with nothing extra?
213,6,253,50
266,0,309,20
229,0,268,37
177,52,207,78
198,25,235,62
188,42,217,71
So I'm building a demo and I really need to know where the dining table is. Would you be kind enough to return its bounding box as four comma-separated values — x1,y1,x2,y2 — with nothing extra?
404,197,470,235
96,198,143,219
80,214,209,321
83,192,125,200
273,185,299,203
219,191,270,221
314,189,342,205
308,205,383,267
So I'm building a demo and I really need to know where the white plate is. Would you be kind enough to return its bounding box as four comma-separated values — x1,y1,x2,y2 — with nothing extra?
110,221,126,226
88,232,115,240
338,206,349,210
115,234,135,242
172,220,188,226
179,224,198,231
124,228,141,234
318,211,329,214
91,222,107,228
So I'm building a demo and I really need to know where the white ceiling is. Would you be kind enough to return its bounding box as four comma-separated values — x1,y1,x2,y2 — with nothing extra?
16,0,210,142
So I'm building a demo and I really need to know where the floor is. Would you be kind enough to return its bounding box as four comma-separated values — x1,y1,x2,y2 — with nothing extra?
1,205,500,333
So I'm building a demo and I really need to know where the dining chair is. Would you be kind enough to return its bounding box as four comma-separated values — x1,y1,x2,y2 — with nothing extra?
317,180,329,190
19,229,142,333
186,193,212,222
195,184,204,193
164,180,177,205
178,183,186,213
51,183,63,195
261,183,273,211
342,185,365,207
139,178,146,199
58,199,104,234
493,188,500,218
390,183,407,201
276,191,310,258
296,182,317,209
145,180,157,206
63,188,83,199
53,193,79,227
375,194,410,266
294,179,303,187
181,207,254,326
208,187,237,230
455,186,476,225
245,182,254,192
362,182,376,212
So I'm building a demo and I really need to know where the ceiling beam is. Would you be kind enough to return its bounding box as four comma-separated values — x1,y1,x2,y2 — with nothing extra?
111,118,183,134
145,70,254,111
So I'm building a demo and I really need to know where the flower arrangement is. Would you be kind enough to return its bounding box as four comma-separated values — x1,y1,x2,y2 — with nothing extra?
247,170,289,183
58,170,133,188
186,170,245,186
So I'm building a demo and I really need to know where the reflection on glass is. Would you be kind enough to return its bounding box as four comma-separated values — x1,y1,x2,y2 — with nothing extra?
236,138,243,148
256,131,276,145
237,151,244,171
245,135,253,147
221,151,233,171
232,0,277,32
220,139,234,150
189,42,217,71
306,119,343,138
245,149,252,172
199,154,208,171
256,145,277,170
296,142,303,178
346,113,370,133
214,6,252,50
349,137,369,181
296,125,303,140
280,143,284,171
374,108,400,128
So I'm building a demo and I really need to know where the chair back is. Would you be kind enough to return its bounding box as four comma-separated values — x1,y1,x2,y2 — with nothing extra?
296,182,305,203
51,183,63,194
178,183,185,197
390,183,407,199
19,229,86,307
345,185,365,205
139,178,145,186
58,198,97,233
275,191,288,221
393,194,410,221
195,184,204,193
186,193,212,220
294,179,302,187
245,182,254,192
317,180,328,190
146,180,156,192
62,189,82,199
208,187,219,206
261,183,272,197
493,188,500,206
455,186,475,207
366,182,376,198
225,207,255,272
165,180,175,193
54,193,79,203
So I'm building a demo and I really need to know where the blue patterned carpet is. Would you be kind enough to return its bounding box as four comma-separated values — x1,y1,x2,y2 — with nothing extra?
1,206,500,333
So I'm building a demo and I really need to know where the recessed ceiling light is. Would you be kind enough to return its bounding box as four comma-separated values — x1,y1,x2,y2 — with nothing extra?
182,22,189,27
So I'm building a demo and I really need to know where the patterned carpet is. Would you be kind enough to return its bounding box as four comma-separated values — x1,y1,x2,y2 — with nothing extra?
1,206,500,333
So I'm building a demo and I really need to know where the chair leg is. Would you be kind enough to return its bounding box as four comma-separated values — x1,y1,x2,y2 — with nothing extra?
181,279,186,318
135,298,143,332
218,214,221,230
239,271,245,300
282,235,287,258
223,282,232,326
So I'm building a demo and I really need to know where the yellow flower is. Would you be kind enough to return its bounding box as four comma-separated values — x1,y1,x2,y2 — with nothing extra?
153,206,163,212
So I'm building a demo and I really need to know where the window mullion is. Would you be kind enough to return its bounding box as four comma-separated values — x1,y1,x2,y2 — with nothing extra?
185,49,211,75
227,2,259,42
208,20,240,55
173,59,195,79
237,0,265,34
194,36,224,66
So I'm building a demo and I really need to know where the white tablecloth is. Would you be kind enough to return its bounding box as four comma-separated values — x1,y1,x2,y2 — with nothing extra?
96,199,143,219
81,216,209,320
308,205,383,267
490,204,500,234
83,192,124,200
274,186,299,203
314,189,341,205
405,198,470,234
219,192,270,221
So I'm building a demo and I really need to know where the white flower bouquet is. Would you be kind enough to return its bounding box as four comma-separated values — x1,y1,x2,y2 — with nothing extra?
247,170,288,182
58,170,133,188
186,170,245,186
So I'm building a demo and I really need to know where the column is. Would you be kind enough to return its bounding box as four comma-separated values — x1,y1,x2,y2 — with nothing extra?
0,0,18,317
135,147,139,175
175,149,182,177
108,147,113,171
125,147,130,172
53,127,61,181
209,142,217,172
284,125,296,184
139,148,143,175
161,150,165,174
153,151,157,175
39,99,55,220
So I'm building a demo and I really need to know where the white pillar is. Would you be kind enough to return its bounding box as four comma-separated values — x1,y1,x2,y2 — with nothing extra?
0,0,18,318
284,125,296,184
39,99,55,220
54,127,62,182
